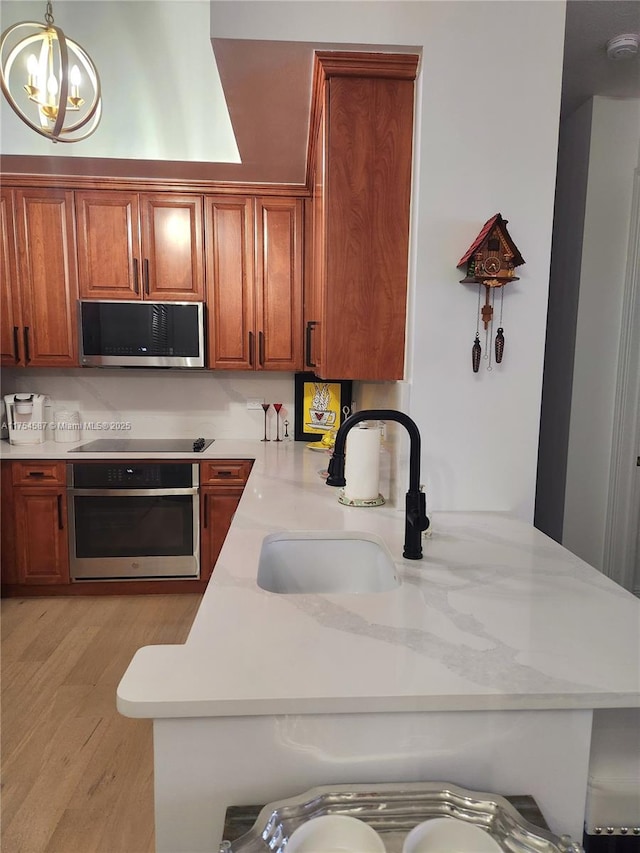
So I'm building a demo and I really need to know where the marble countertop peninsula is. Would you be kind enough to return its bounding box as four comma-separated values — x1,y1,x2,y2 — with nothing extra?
5,438,637,718
106,439,639,719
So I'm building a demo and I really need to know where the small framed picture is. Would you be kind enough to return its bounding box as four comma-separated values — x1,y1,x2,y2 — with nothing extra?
294,373,353,442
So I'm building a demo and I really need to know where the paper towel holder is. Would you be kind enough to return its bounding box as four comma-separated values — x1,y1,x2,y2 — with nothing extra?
338,491,385,507
337,421,386,507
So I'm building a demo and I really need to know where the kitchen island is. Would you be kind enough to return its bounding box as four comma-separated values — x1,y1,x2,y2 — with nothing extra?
115,439,640,852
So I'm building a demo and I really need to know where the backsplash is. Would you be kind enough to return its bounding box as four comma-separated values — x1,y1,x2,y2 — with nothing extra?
1,369,299,440
1,368,406,506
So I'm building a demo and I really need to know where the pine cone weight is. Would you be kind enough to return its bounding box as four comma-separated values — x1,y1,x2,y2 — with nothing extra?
472,335,481,373
495,327,505,364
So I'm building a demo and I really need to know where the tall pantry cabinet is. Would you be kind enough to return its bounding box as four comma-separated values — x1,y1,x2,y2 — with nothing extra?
305,52,419,381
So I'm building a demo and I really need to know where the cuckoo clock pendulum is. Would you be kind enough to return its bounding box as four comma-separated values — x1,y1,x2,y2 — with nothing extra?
457,214,525,373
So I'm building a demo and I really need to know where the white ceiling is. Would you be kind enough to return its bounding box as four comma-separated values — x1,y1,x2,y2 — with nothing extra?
561,0,640,118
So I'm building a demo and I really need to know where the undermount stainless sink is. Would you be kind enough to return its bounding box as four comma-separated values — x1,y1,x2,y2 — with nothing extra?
257,531,399,594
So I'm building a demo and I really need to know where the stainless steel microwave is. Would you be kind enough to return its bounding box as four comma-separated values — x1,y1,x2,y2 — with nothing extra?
78,300,205,368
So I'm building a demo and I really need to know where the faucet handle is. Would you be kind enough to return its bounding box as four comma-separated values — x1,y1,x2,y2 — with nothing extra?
418,490,429,531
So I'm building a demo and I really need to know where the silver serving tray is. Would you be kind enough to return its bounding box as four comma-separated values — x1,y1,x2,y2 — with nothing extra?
227,782,584,853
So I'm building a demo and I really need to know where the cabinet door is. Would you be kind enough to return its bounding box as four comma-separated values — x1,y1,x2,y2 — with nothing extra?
323,76,414,380
1,463,18,585
200,488,243,581
314,60,416,381
75,191,141,298
305,102,327,374
14,188,79,367
0,188,22,366
141,194,204,301
13,488,70,585
254,198,303,371
205,197,255,369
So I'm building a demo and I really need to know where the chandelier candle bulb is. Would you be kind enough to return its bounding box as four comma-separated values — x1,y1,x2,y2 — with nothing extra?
343,423,382,502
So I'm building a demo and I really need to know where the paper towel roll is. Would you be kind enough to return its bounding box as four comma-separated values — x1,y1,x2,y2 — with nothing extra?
344,425,381,500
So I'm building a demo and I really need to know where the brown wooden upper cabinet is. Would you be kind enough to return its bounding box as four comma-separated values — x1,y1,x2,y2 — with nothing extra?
305,52,419,381
1,187,79,368
75,191,204,301
206,196,303,371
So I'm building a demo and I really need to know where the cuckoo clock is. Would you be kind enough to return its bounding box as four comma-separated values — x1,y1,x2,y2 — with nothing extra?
457,213,525,372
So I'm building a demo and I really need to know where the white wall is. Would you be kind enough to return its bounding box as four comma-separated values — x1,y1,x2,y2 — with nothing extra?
211,0,566,520
0,1,239,161
562,97,640,570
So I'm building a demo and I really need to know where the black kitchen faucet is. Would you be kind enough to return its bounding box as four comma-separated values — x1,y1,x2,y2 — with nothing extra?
326,409,430,559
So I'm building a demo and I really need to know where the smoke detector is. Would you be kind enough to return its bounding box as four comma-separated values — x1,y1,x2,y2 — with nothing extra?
606,33,640,61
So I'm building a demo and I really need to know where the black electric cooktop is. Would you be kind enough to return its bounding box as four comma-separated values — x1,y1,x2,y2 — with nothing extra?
70,438,215,453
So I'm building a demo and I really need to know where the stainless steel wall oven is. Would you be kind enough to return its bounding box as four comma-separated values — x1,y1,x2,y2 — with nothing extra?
67,462,199,580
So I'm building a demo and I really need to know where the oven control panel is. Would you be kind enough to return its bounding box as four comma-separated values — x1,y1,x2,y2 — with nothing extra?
70,463,196,489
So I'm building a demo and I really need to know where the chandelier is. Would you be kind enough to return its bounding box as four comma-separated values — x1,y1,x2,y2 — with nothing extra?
0,1,101,143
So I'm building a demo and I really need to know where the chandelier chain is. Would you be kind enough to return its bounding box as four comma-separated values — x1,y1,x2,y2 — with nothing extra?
45,3,54,26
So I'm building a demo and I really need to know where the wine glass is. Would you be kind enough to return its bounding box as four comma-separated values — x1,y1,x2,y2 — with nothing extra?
273,403,283,441
261,403,270,441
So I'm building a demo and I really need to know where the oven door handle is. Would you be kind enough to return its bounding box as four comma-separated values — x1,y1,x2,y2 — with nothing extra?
67,488,199,497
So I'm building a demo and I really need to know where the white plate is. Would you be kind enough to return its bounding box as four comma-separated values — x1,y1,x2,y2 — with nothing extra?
286,814,386,853
402,817,502,853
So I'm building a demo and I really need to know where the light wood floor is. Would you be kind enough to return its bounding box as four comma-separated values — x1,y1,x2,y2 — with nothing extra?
1,594,201,853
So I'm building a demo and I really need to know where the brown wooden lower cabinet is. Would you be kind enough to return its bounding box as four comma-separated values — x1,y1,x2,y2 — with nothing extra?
200,487,244,582
1,459,251,597
13,487,70,585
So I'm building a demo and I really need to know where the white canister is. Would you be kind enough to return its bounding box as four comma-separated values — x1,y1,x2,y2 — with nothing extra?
54,409,82,443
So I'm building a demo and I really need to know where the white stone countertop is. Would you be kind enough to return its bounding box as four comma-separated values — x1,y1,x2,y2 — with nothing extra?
5,438,639,718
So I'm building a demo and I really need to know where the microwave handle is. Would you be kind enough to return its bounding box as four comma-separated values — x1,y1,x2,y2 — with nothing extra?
133,258,140,294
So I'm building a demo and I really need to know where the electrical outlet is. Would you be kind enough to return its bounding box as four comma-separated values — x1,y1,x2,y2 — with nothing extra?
246,398,263,410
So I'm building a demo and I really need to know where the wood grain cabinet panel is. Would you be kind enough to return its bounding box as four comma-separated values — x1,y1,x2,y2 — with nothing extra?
305,53,418,381
199,459,251,581
1,188,21,365
13,487,69,585
76,191,204,301
75,191,140,298
141,195,204,300
1,188,79,367
255,198,304,371
205,197,255,369
200,488,244,582
206,195,303,371
200,460,253,486
11,461,66,486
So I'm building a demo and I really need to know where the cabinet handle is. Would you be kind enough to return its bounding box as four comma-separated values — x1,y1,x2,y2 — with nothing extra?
23,327,30,363
259,331,265,367
203,492,208,528
13,326,20,363
27,471,45,478
249,331,255,367
217,470,233,478
133,258,139,294
144,259,150,295
57,494,64,530
305,320,318,368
